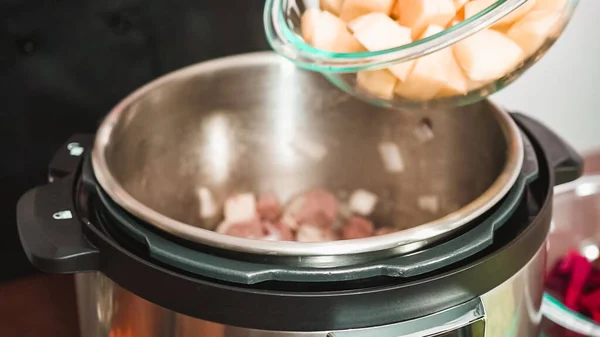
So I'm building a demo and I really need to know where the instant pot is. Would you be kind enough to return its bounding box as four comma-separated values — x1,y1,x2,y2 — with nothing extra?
17,52,583,337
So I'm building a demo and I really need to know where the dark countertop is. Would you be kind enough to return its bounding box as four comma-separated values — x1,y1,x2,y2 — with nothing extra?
1,150,599,337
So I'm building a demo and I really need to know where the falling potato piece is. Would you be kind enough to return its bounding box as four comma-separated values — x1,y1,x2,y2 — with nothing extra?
464,0,536,27
320,0,345,16
352,15,415,81
356,69,398,99
302,10,365,52
453,29,524,82
393,0,456,38
507,10,561,57
339,0,396,22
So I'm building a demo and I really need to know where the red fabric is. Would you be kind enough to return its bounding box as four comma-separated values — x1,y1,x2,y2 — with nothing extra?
546,250,600,323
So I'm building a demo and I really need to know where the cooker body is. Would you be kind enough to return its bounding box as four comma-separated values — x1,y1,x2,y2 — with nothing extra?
74,242,545,337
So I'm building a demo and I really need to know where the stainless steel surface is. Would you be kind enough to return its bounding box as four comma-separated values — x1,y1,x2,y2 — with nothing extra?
73,243,546,337
92,51,523,258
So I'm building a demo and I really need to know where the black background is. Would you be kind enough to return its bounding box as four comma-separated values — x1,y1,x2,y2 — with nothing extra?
0,0,268,281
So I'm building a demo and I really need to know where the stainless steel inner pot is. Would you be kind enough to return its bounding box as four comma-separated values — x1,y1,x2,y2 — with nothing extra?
91,51,523,257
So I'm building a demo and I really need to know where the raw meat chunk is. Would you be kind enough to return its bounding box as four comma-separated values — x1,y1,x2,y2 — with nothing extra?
341,216,375,239
286,189,339,228
263,221,295,241
296,225,337,242
216,218,265,239
257,192,283,221
374,227,398,236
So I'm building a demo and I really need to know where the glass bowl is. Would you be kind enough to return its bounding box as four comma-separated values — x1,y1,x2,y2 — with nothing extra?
264,0,579,110
542,175,600,336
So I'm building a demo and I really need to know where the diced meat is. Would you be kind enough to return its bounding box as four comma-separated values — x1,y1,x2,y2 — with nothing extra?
263,221,295,241
286,189,339,228
453,29,524,82
216,218,266,240
349,189,379,216
341,216,375,239
257,192,283,221
224,193,256,223
375,227,397,236
296,225,336,242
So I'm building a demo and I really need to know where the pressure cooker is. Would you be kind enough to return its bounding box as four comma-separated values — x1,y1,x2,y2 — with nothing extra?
17,52,583,337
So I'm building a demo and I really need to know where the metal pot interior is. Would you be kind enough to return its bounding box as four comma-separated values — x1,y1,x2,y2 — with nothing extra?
92,52,522,256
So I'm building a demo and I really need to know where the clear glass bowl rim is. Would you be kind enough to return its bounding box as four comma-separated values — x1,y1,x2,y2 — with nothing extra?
264,0,530,72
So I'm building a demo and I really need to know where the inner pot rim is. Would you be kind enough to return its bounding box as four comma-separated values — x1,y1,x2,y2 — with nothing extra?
91,51,524,257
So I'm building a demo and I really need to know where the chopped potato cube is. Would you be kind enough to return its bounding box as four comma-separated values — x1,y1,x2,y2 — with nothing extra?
339,0,396,22
534,0,566,11
454,0,470,11
352,14,414,80
301,8,321,44
507,10,561,57
303,10,365,52
395,25,466,100
356,69,398,99
348,12,385,32
453,29,524,82
465,0,536,27
393,0,456,38
320,0,345,15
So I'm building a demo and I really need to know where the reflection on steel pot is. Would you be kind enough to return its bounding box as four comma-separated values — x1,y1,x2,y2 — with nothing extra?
92,52,524,260
16,52,583,337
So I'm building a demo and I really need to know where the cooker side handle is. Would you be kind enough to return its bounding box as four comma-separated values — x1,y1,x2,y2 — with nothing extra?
17,175,100,274
511,112,584,185
17,134,99,274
